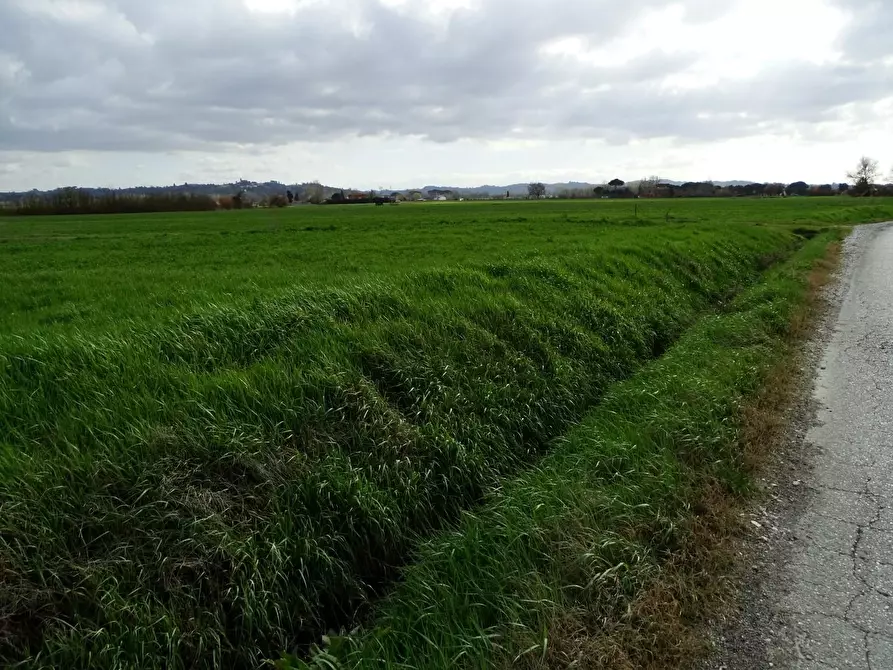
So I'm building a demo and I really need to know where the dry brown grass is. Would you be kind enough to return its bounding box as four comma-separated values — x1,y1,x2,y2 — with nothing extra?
510,487,738,670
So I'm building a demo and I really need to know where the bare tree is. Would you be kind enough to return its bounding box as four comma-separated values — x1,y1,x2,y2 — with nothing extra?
637,175,661,197
305,181,324,204
764,183,785,197
528,182,547,199
847,156,880,196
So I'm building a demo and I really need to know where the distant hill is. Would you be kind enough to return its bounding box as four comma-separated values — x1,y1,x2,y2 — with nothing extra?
1,178,816,204
713,181,758,187
0,180,345,204
418,182,603,197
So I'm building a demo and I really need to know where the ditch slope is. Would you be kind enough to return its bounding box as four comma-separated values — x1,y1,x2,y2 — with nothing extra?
291,231,841,670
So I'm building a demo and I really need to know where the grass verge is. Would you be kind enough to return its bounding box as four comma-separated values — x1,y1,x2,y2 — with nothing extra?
288,230,842,670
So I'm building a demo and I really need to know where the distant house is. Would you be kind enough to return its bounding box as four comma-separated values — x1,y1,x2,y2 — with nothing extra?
427,189,455,200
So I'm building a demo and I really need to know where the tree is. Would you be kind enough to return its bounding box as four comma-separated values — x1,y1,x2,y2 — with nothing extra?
608,178,625,188
847,156,879,196
528,182,546,199
637,175,661,197
286,189,294,203
787,181,810,196
305,181,324,204
810,184,835,197
678,181,715,198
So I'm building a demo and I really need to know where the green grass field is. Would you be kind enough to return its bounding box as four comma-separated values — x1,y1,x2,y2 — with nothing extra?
0,198,887,669
2,197,891,334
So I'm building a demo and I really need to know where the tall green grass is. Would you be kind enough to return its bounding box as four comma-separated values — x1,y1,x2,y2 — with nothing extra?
288,232,836,670
4,197,891,334
0,223,795,668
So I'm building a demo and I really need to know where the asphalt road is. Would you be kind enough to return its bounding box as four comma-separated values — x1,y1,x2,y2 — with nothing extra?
780,223,893,668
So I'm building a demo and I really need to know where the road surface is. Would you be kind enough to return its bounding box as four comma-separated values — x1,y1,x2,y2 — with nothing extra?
779,223,893,668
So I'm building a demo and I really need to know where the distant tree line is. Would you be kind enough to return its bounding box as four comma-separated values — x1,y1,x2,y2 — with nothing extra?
553,180,857,200
548,158,893,200
553,182,893,200
5,156,891,216
4,187,219,216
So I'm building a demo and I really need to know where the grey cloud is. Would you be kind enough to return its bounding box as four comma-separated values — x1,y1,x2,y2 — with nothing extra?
832,0,893,61
0,0,890,154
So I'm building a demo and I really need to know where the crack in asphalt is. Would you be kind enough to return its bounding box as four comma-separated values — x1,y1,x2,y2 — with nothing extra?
844,522,867,625
809,484,872,495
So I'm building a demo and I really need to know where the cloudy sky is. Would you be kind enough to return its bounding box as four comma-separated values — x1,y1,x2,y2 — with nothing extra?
1,0,892,191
